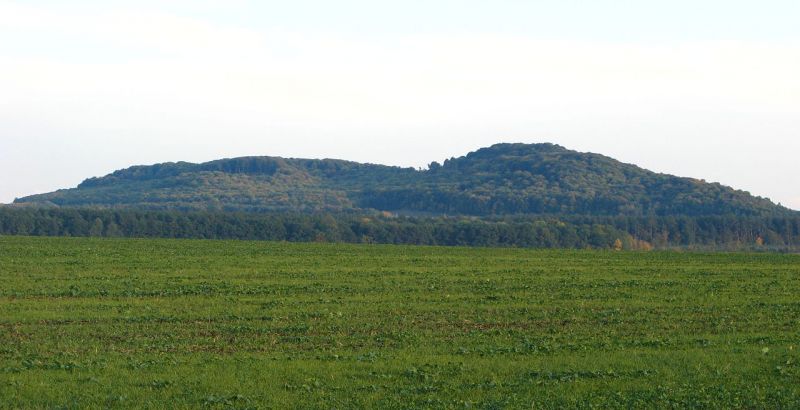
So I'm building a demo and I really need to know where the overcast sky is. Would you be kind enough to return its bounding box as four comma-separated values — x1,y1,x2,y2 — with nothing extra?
1,0,799,209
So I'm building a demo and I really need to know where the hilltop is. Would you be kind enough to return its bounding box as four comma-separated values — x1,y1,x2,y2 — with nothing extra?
15,143,793,217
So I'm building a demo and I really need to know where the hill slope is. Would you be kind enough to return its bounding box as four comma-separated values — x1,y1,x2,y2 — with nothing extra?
15,143,794,216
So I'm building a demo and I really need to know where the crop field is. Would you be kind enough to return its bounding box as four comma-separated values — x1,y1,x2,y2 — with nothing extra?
0,236,799,408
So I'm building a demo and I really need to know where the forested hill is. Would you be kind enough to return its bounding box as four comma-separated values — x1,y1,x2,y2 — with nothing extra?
15,143,794,217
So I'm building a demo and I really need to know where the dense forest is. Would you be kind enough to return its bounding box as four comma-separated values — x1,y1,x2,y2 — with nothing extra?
15,143,794,217
2,207,798,251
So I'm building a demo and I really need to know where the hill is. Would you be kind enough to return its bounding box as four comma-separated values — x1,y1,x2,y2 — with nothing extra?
14,143,794,217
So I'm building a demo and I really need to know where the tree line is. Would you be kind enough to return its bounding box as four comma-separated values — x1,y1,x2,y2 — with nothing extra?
1,207,798,251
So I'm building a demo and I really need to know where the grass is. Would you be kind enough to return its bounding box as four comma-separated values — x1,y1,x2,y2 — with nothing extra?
0,236,798,408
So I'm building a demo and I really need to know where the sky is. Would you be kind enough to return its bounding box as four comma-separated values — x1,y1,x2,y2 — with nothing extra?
1,0,799,209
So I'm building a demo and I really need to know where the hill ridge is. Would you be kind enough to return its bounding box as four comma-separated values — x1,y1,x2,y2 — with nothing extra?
16,142,795,217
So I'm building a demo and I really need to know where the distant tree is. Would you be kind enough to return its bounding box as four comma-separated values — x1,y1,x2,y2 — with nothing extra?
89,218,104,237
105,222,122,237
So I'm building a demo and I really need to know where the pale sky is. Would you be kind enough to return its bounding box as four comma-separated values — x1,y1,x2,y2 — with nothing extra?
1,0,799,209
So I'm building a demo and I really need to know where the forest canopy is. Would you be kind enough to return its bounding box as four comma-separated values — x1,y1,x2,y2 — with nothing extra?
2,207,798,251
15,143,795,218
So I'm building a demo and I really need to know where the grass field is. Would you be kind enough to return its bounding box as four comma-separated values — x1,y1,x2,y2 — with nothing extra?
1,236,799,408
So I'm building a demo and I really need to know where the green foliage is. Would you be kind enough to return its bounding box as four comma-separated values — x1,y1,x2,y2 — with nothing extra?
1,237,799,408
14,143,795,217
2,207,800,250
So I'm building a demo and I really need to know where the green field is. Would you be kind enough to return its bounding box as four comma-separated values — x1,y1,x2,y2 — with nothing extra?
1,236,799,408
